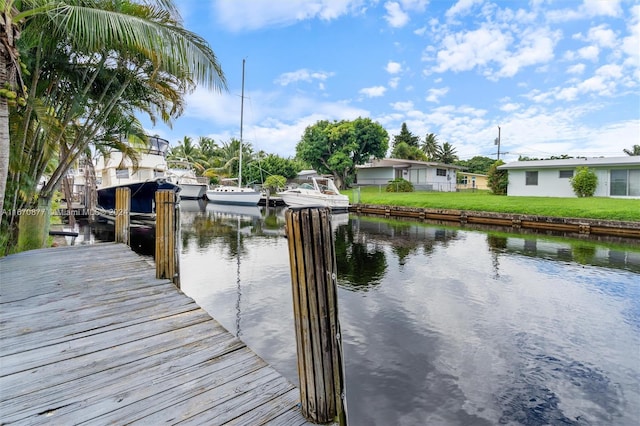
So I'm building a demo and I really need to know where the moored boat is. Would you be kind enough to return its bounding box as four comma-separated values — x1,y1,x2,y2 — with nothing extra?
166,160,207,199
278,177,349,211
206,59,260,206
94,136,180,221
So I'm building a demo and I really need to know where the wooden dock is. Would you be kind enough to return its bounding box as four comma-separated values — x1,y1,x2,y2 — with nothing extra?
0,243,312,425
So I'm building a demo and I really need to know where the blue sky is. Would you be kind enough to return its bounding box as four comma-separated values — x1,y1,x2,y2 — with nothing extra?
143,0,639,162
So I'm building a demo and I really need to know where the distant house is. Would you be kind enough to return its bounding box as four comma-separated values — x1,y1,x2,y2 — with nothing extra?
356,158,463,192
457,172,489,191
497,156,640,198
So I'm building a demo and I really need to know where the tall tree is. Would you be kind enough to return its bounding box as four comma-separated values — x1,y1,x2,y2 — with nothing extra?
296,117,388,189
392,122,419,148
1,0,227,252
435,141,458,164
421,133,439,160
455,156,495,174
623,145,640,156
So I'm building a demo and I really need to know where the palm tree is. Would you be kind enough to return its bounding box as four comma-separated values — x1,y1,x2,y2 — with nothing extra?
421,133,439,161
435,141,458,164
0,0,227,222
623,145,640,156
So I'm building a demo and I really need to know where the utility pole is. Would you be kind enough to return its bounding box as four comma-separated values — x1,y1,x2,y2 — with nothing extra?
494,126,501,160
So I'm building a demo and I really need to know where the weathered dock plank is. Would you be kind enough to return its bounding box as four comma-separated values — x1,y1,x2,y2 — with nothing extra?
0,243,312,425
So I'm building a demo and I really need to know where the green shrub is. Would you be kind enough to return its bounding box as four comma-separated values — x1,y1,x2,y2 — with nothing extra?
571,166,598,197
386,178,414,192
487,160,508,195
264,175,287,192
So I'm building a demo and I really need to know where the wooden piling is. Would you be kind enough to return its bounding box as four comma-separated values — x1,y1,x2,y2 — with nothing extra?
285,207,347,425
155,190,180,286
114,187,130,245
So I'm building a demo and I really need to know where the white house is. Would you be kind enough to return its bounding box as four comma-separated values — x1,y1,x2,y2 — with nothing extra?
498,156,640,198
356,158,463,192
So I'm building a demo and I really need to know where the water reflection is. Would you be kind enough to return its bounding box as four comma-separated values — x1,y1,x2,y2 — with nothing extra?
173,206,640,426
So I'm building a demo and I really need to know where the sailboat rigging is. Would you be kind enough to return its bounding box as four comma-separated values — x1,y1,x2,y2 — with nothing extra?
206,59,261,205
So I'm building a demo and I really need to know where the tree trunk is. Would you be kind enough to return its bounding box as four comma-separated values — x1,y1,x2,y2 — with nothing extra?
0,48,9,219
17,197,51,251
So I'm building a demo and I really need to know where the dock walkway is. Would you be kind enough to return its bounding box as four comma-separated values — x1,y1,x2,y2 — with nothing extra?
0,243,311,425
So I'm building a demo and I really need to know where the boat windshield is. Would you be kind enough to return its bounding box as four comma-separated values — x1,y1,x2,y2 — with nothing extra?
148,136,170,155
299,183,315,190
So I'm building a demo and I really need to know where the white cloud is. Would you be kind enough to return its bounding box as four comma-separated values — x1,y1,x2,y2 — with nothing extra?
388,77,401,89
586,25,617,48
213,0,365,31
577,45,600,61
360,86,387,97
547,0,622,22
390,101,414,111
567,63,586,74
426,87,449,103
500,103,521,112
494,28,559,78
445,0,483,19
274,69,334,86
386,61,402,74
433,26,511,73
384,2,409,28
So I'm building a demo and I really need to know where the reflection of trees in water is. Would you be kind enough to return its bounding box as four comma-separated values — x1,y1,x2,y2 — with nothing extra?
334,225,387,291
487,232,640,273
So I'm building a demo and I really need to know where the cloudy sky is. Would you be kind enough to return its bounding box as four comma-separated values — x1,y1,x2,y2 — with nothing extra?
142,0,639,162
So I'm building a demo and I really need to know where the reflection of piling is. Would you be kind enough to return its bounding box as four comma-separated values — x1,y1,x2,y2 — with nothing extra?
285,207,347,425
155,190,180,287
114,187,130,245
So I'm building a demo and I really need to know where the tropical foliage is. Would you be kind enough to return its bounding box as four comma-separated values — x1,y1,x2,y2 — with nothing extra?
1,0,226,254
386,178,414,192
570,166,598,197
623,145,640,156
455,156,495,174
487,160,508,195
296,117,388,189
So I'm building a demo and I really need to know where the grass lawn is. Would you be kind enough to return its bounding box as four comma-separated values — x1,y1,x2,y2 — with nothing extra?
348,187,640,222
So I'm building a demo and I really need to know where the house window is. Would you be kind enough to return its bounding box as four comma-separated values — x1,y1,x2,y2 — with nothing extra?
559,170,573,178
115,169,129,179
611,169,640,196
461,175,468,185
436,168,447,177
525,171,538,186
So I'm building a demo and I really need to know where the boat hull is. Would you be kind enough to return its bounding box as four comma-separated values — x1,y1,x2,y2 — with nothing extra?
178,183,207,199
97,179,180,214
278,192,349,211
206,187,261,205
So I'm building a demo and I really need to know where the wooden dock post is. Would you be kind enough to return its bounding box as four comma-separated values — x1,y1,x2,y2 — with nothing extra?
155,190,180,287
114,187,130,245
285,207,347,425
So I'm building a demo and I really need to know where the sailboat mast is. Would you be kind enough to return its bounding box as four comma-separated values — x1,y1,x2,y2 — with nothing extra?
238,59,245,189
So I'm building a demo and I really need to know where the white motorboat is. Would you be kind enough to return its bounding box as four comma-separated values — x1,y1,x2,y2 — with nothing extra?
207,59,260,206
166,160,207,199
278,177,349,211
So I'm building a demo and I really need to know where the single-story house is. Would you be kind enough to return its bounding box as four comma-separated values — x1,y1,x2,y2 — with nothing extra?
356,158,463,192
457,172,489,191
497,156,640,198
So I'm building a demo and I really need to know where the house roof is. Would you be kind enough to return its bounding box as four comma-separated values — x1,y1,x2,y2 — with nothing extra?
498,156,640,170
357,158,464,170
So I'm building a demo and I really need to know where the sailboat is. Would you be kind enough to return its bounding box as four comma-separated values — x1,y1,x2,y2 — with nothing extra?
206,59,261,206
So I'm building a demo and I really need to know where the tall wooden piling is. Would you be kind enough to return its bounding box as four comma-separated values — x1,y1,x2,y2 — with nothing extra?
285,207,347,425
155,190,180,286
114,187,130,245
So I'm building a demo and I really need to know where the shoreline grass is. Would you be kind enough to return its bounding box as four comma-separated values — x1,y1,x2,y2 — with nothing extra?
349,187,640,222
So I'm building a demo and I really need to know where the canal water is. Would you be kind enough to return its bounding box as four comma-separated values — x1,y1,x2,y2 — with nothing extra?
174,200,640,426
81,200,640,425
